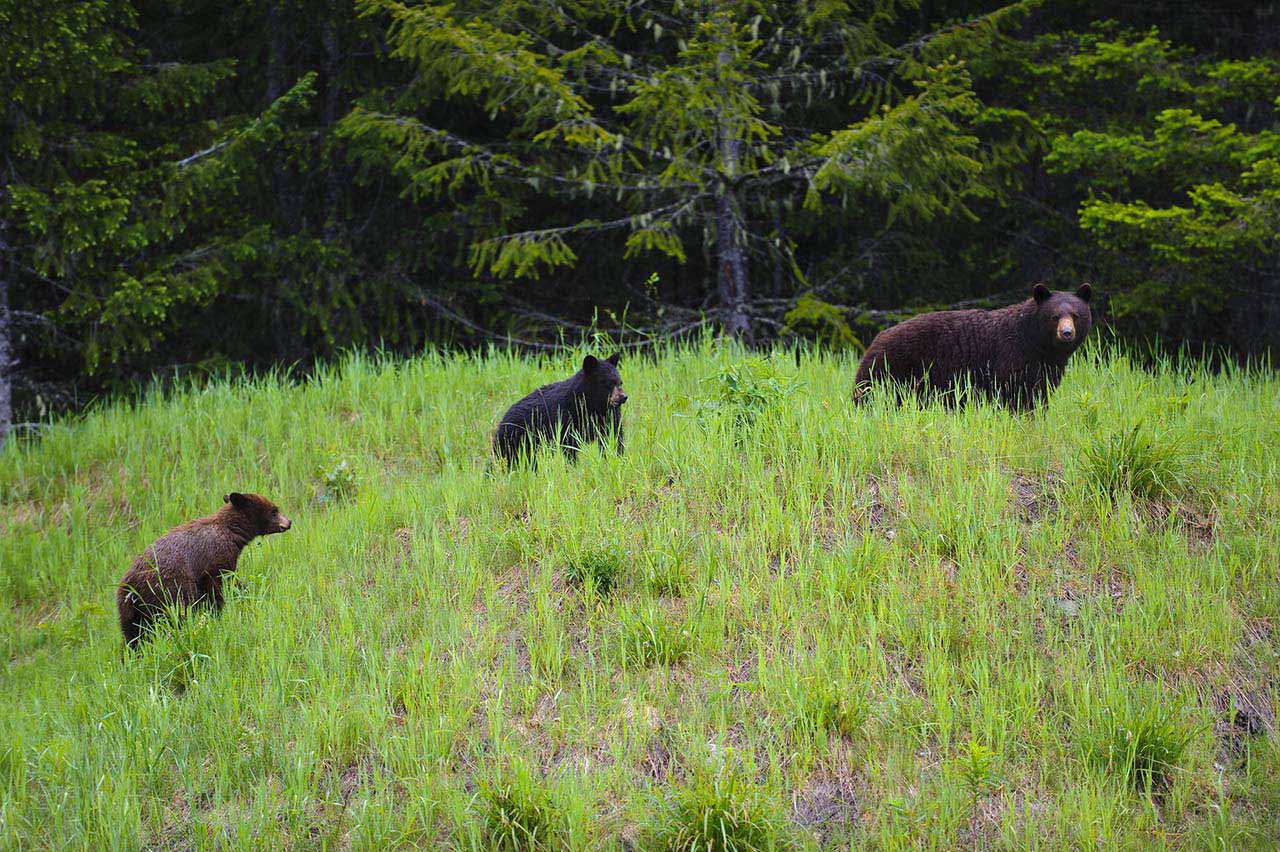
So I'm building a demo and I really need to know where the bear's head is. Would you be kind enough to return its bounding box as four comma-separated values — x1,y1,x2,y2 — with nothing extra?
1031,283,1093,353
224,492,292,536
581,353,627,409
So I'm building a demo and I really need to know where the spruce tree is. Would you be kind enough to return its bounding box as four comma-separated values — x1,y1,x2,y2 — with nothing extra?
0,0,315,441
340,0,1028,341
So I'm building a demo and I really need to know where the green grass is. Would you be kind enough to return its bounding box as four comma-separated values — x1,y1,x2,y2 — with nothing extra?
1,342,1278,850
565,545,627,597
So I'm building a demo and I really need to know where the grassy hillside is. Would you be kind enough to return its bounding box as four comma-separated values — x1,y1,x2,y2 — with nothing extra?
2,344,1278,851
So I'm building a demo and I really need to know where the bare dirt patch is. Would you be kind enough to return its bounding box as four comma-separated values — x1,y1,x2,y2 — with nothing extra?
793,772,859,844
640,732,673,782
3,500,43,528
338,755,381,806
860,477,900,540
1175,506,1218,551
1137,501,1218,551
1212,619,1276,767
1009,471,1060,523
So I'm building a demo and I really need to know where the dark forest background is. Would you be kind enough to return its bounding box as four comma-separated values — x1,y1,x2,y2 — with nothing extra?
2,0,1278,440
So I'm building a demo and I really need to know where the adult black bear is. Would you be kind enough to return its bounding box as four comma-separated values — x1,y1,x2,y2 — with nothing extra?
117,493,291,647
493,354,627,463
853,283,1094,409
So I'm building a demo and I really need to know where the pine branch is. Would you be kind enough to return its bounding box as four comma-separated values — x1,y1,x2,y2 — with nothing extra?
352,112,701,193
481,198,699,243
174,140,231,168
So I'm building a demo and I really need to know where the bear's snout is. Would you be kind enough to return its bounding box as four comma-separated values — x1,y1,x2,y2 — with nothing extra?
1056,316,1076,343
610,387,627,406
277,515,292,532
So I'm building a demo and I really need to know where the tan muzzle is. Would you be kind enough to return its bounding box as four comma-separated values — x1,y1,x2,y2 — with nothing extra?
1056,316,1076,343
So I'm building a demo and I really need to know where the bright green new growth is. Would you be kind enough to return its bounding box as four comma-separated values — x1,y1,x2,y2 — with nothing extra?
782,295,865,354
476,759,566,852
1080,683,1199,795
1083,421,1189,501
650,752,787,852
689,354,802,439
952,738,1000,801
1,343,1278,849
566,545,627,596
616,602,692,669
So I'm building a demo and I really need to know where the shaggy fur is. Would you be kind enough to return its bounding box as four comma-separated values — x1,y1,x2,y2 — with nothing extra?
117,493,291,647
493,353,628,463
854,283,1094,409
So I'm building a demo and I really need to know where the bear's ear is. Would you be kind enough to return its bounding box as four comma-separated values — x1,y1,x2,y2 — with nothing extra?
226,492,249,509
582,354,599,372
1032,283,1051,304
1076,282,1093,303
606,352,621,367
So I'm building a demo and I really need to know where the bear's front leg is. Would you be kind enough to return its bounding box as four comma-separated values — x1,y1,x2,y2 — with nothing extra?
196,572,226,612
209,575,226,612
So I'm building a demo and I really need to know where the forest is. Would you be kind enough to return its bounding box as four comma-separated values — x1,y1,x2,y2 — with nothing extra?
3,1,1279,438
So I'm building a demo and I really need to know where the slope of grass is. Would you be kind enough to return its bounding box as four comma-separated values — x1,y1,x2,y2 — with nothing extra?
1,343,1278,850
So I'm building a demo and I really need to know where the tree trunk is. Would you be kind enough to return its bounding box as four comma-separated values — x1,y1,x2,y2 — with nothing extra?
771,205,787,297
715,49,753,344
267,0,303,358
267,0,302,236
320,3,344,244
0,186,12,447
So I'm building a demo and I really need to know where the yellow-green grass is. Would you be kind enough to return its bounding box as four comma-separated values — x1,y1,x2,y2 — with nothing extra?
2,343,1277,850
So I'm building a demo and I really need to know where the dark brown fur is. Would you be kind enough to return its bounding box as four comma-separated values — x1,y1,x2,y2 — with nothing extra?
854,283,1094,410
117,493,291,648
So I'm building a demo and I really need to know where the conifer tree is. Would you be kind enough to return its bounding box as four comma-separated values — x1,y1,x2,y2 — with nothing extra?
0,0,314,440
1036,28,1280,344
340,0,1028,341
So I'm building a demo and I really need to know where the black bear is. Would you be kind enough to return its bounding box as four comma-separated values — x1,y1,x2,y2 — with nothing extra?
493,353,627,463
853,283,1094,409
117,492,292,648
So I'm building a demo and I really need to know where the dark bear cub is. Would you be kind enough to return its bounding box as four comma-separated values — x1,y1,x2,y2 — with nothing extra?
494,353,628,463
853,283,1094,409
117,492,291,648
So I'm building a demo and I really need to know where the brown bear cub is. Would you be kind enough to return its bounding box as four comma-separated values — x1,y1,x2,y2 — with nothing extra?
854,283,1093,409
494,353,627,463
117,492,291,648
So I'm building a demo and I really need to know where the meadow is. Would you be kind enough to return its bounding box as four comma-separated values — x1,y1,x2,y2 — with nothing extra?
1,343,1277,850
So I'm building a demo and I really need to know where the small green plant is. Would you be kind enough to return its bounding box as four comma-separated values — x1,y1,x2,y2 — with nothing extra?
476,760,564,852
1077,390,1102,432
617,605,691,667
317,456,358,505
788,676,869,743
782,294,864,353
526,594,570,684
1088,696,1195,794
691,356,802,441
644,270,661,299
1083,421,1188,501
1163,389,1193,418
33,600,103,649
650,753,787,852
951,738,999,801
644,530,698,596
565,544,626,596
